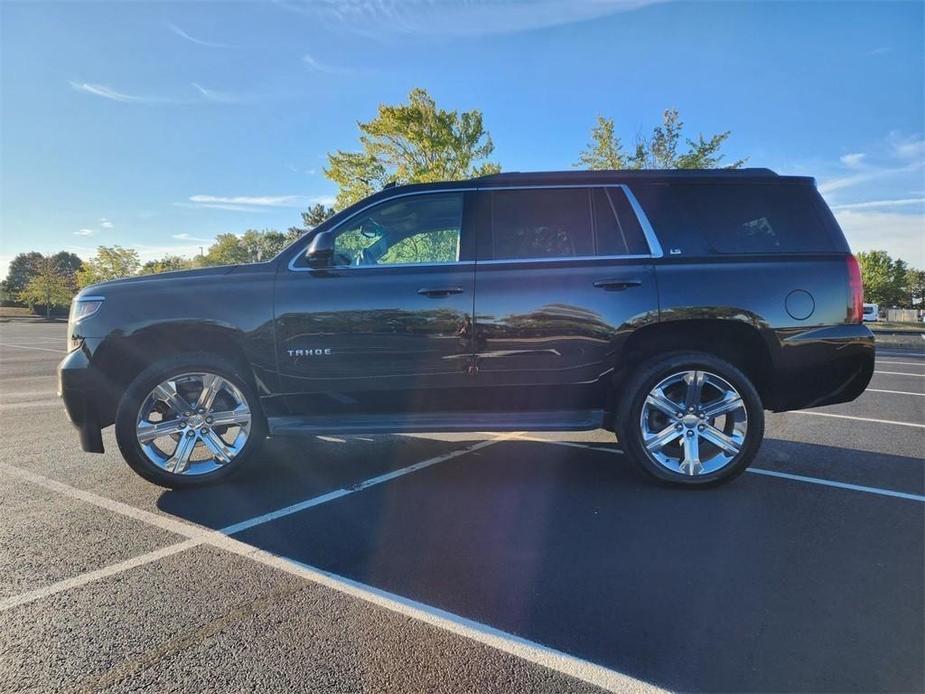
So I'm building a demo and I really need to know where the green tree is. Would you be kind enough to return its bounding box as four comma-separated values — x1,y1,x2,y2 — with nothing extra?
19,257,73,317
76,246,141,288
576,116,628,169
286,203,337,242
577,108,746,170
201,233,249,266
302,203,336,229
856,250,906,306
241,229,288,262
140,255,194,275
325,88,500,209
1,251,43,296
50,251,83,290
200,229,289,266
902,267,925,308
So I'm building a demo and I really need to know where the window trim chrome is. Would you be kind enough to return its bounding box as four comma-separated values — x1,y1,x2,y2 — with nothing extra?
287,182,662,272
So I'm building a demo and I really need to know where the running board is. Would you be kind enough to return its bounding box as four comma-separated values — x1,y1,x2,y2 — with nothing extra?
268,410,605,436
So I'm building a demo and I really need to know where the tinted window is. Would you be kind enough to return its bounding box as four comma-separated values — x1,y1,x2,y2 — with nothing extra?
592,188,650,255
333,193,462,266
631,183,837,255
491,189,592,260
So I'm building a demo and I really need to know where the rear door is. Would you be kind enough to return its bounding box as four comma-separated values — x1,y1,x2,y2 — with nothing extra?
273,190,477,417
469,185,660,414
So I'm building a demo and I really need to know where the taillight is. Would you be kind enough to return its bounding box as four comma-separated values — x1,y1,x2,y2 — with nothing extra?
846,255,863,324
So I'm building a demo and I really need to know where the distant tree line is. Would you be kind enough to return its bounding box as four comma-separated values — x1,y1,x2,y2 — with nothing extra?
856,250,925,308
2,88,919,315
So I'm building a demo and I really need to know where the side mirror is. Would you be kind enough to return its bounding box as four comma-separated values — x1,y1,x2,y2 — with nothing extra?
305,230,335,267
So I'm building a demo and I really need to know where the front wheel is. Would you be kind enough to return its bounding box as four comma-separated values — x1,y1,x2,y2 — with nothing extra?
115,354,266,488
617,352,764,487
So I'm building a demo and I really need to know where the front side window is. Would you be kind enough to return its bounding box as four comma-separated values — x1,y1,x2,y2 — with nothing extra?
490,189,593,260
332,193,463,267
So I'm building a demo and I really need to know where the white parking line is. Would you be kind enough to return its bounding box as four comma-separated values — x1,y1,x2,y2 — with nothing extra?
0,342,62,353
0,442,659,693
220,435,516,535
0,540,200,611
0,437,514,608
795,410,925,429
876,360,925,367
867,388,925,397
747,469,925,502
512,436,925,503
0,399,61,411
875,370,925,377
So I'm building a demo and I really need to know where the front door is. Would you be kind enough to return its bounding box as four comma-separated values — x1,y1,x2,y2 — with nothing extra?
273,190,476,417
470,185,660,415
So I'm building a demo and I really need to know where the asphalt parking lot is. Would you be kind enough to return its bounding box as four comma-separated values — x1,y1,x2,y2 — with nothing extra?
1,321,922,693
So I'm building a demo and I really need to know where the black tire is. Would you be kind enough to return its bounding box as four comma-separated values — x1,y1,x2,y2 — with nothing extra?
616,351,764,487
115,353,266,489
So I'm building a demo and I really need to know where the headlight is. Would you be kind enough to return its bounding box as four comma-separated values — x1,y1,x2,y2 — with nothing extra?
70,296,105,323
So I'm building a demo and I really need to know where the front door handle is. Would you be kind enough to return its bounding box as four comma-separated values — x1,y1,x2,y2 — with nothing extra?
417,287,464,298
593,278,642,291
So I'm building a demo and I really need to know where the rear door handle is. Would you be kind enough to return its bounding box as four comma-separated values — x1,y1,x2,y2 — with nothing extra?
593,279,642,291
417,287,464,298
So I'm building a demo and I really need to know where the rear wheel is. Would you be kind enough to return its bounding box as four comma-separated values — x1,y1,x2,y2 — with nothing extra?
115,354,265,488
617,352,764,487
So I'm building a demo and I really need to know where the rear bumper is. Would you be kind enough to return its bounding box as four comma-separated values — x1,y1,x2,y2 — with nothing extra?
57,347,105,453
766,324,875,411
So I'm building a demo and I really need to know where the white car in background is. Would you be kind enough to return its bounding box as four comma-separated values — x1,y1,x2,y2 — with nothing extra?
862,303,879,322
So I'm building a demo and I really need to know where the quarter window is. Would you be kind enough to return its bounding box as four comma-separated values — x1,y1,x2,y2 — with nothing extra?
632,183,836,255
332,193,463,267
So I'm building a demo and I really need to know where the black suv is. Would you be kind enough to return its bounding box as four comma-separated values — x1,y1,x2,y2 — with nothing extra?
58,169,874,488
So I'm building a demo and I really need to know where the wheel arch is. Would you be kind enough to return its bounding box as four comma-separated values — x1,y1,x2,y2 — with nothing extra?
610,318,775,416
89,321,261,427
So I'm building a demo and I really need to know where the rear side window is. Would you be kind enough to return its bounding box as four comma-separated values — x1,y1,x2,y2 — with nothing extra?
592,188,650,255
631,183,839,255
490,188,593,260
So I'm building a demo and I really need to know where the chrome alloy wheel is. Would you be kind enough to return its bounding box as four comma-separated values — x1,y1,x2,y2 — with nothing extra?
639,370,748,476
135,372,252,476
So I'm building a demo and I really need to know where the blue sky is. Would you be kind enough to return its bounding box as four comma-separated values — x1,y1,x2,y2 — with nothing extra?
1,0,923,278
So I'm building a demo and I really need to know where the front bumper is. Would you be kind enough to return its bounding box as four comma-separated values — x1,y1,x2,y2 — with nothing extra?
57,346,106,453
767,323,875,411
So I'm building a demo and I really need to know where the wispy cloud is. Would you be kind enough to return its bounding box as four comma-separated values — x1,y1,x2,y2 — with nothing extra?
279,0,667,37
835,208,925,267
839,153,865,169
191,82,247,104
174,202,268,213
172,232,212,242
866,46,892,56
177,193,334,213
69,81,172,104
99,218,113,229
890,132,925,160
72,80,264,106
167,22,229,48
302,53,354,74
189,194,302,207
73,228,96,237
831,197,925,211
818,132,925,265
819,160,923,195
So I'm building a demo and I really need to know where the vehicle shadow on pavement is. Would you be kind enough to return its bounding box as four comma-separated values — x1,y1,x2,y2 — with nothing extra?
154,434,486,529
158,436,925,694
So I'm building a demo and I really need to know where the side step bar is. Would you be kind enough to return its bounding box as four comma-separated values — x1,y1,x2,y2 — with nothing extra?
267,410,606,436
